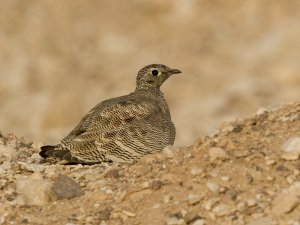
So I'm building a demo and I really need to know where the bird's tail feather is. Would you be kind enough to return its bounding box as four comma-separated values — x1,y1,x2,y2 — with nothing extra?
39,145,56,158
40,145,81,163
40,145,69,158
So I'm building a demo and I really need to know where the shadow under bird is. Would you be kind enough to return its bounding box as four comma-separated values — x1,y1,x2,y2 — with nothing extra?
40,64,181,164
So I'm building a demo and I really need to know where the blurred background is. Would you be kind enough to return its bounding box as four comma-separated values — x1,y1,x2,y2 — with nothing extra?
0,0,299,146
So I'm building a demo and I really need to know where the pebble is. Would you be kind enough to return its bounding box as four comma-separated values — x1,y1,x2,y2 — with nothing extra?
281,152,299,160
212,203,233,216
188,194,204,205
44,165,58,178
22,163,45,172
121,210,136,217
183,211,200,224
208,147,227,161
281,137,300,153
256,107,267,115
203,198,219,210
16,177,52,206
288,181,300,195
246,198,257,207
265,159,276,165
272,193,299,215
286,176,294,184
245,173,254,184
162,146,175,158
207,181,220,193
0,162,11,174
247,217,274,225
51,175,84,200
166,216,185,225
0,144,15,161
288,220,300,225
192,219,205,225
190,168,203,176
221,176,231,181
236,201,247,212
0,216,5,225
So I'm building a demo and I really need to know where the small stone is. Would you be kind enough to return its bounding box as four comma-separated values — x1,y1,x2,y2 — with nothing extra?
0,216,5,225
98,208,112,221
0,162,11,174
281,152,299,160
233,149,249,158
150,180,163,190
16,177,52,206
221,176,230,181
246,198,257,207
207,181,220,193
288,220,300,225
183,211,200,224
28,153,43,163
190,168,203,176
286,176,294,184
247,217,274,225
212,203,234,216
203,198,219,210
288,182,300,195
163,146,175,158
281,137,300,153
209,147,227,161
265,159,276,165
22,163,45,172
219,122,234,132
51,175,84,200
237,202,246,211
103,168,120,179
191,219,205,225
166,216,185,225
272,193,299,215
232,124,243,133
0,144,15,161
100,221,108,225
44,165,57,178
245,173,254,184
188,194,204,205
122,210,136,217
256,107,267,115
164,195,171,203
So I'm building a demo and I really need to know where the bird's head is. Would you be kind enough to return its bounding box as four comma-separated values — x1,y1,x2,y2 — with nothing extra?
136,64,181,90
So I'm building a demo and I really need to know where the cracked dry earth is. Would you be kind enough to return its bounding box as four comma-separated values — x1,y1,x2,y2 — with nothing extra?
1,102,300,225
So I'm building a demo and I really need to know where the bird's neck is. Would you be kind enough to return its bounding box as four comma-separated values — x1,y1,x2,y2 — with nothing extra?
135,86,164,98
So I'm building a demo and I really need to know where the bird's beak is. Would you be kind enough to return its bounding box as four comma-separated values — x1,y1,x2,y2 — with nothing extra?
168,68,182,75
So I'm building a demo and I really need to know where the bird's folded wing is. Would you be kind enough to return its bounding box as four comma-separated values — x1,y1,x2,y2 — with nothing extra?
61,99,159,149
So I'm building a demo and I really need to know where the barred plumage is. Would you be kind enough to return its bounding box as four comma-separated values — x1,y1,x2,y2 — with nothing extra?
40,64,181,164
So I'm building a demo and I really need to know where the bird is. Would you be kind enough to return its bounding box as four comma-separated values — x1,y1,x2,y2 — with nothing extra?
39,64,181,164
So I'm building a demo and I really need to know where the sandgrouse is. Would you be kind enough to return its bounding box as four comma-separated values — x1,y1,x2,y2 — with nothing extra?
40,64,181,164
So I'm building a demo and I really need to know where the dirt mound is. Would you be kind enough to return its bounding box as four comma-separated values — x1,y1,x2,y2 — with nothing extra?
0,101,300,225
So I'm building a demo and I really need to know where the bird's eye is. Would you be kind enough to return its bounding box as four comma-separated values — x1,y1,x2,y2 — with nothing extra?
152,70,159,76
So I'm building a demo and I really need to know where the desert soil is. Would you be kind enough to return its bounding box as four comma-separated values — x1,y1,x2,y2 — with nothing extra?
0,101,299,225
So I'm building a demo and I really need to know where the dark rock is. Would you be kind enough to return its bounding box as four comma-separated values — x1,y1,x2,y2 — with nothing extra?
98,207,112,221
51,174,84,199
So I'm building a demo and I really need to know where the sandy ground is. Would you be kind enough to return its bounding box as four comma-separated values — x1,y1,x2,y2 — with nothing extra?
0,0,300,146
0,101,300,225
